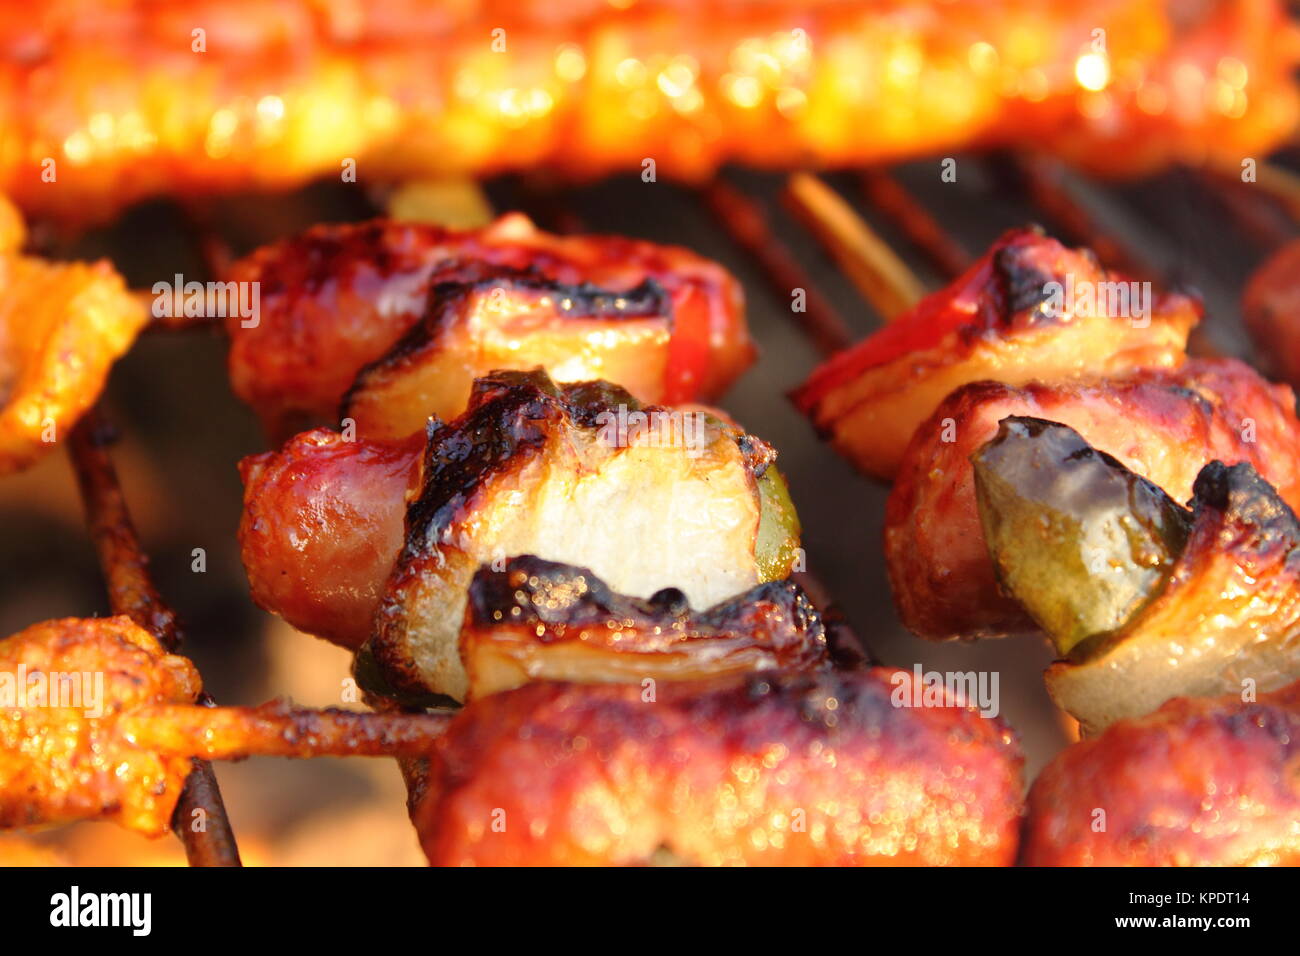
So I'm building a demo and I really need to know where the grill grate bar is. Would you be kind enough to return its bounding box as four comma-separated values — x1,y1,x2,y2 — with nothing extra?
68,407,242,867
858,169,972,280
1251,161,1300,222
1006,156,1152,278
1200,169,1295,249
701,178,854,357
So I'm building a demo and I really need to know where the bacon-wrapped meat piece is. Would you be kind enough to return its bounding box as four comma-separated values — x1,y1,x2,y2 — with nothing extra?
792,228,1199,479
3,1,1296,222
454,555,829,701
0,616,450,836
886,358,1300,640
1242,237,1300,390
225,213,749,438
0,196,147,475
240,371,801,689
414,667,1024,866
1023,680,1300,866
971,418,1300,733
238,428,425,649
368,371,800,702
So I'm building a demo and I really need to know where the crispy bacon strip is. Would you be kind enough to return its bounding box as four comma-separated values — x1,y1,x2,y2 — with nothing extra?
0,196,147,474
0,616,449,836
225,214,749,438
459,555,829,701
2,1,1296,221
886,358,1300,640
415,667,1024,866
792,228,1199,479
1023,680,1300,866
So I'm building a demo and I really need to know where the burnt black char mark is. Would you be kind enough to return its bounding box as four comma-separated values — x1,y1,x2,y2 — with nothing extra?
467,554,826,653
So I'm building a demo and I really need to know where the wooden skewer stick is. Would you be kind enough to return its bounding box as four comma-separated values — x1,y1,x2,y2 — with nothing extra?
123,703,454,760
69,411,182,650
68,407,243,867
783,172,926,321
701,178,855,357
385,177,496,228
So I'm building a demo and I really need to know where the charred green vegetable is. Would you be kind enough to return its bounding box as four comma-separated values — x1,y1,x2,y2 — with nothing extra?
972,417,1191,659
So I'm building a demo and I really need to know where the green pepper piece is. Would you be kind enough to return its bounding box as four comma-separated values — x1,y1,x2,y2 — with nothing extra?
972,416,1192,659
755,466,802,582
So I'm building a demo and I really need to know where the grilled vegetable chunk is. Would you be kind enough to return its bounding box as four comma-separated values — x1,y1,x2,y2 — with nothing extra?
342,274,675,440
415,668,1024,866
459,556,828,701
973,417,1191,659
886,359,1300,640
792,228,1198,479
1046,460,1300,734
1023,681,1300,866
970,416,1300,731
368,369,800,702
225,214,750,437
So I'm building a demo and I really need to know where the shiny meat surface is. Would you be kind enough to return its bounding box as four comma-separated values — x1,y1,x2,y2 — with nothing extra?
0,196,148,474
792,228,1198,479
1023,680,1300,866
239,370,798,676
0,616,200,835
2,1,1296,220
0,616,451,836
416,667,1024,866
225,213,749,437
238,427,425,648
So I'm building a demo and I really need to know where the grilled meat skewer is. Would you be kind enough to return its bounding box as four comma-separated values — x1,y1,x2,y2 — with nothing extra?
240,369,801,699
1023,679,1300,865
415,666,1024,866
972,418,1300,734
4,0,1297,222
792,227,1199,480
226,213,750,439
0,195,146,475
886,358,1300,640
